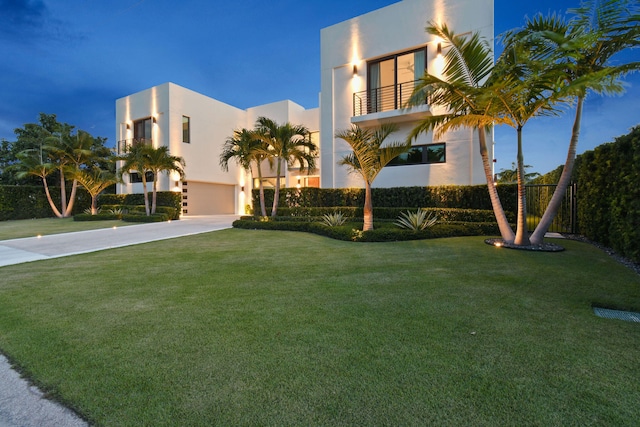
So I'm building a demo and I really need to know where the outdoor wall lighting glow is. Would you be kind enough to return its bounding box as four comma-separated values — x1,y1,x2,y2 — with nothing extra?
241,186,245,192
353,64,358,75
436,42,442,56
152,116,157,124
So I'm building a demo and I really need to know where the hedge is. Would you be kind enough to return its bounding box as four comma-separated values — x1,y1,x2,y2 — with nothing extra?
573,126,640,263
0,185,91,221
98,192,182,219
232,218,501,242
254,185,518,213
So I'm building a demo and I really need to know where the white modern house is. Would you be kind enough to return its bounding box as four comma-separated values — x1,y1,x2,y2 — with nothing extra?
115,0,494,216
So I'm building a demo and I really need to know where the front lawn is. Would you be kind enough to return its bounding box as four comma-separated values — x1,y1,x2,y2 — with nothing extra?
0,229,638,425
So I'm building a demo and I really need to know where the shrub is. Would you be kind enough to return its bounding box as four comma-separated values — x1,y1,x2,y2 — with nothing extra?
394,210,438,231
74,213,120,221
122,213,170,223
321,212,348,227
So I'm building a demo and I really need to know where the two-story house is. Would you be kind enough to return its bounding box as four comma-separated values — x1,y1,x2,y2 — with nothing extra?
115,0,494,215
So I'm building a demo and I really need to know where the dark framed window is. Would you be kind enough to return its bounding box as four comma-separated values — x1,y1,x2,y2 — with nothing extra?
182,116,190,143
133,117,153,145
129,171,155,183
387,143,446,166
367,46,427,113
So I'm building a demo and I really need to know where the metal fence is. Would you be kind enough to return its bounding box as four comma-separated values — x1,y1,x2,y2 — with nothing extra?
525,183,577,234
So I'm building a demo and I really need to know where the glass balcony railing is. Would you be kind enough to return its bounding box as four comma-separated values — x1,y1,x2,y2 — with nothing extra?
353,80,427,117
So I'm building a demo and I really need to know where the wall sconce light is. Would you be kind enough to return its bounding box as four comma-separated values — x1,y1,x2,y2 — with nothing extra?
436,43,442,56
241,186,245,192
126,123,131,130
353,64,358,75
152,116,157,124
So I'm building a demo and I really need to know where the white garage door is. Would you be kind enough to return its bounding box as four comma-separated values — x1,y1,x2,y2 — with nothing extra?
182,181,235,215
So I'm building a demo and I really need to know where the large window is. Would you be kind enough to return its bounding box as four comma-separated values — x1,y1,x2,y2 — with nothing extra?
133,117,153,145
182,116,190,143
367,47,427,113
387,143,446,166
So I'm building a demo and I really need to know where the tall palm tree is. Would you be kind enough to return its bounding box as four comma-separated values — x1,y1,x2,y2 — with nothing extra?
336,123,411,231
519,0,640,244
14,149,62,217
142,146,185,215
408,23,516,243
254,117,317,217
220,128,270,217
117,143,152,216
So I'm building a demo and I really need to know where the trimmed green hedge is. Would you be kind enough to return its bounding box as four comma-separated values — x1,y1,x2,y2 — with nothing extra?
254,185,518,212
573,126,640,263
99,192,182,219
272,207,514,223
122,213,170,222
232,218,500,242
74,213,121,221
0,185,91,220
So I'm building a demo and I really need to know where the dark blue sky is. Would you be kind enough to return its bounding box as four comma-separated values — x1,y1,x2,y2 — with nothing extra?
1,0,638,174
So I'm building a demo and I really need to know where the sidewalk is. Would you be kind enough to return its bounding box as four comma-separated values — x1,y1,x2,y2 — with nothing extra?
0,215,237,426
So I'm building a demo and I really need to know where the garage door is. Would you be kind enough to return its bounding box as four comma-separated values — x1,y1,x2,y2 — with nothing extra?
182,181,235,215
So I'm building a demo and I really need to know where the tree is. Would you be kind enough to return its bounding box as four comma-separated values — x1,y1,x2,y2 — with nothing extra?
408,23,516,242
117,144,185,216
497,162,540,184
117,144,152,216
74,167,117,215
144,146,185,215
220,128,270,217
254,117,317,217
514,0,640,245
11,117,110,218
336,124,411,231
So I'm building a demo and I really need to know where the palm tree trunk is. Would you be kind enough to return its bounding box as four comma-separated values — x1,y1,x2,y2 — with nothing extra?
478,126,515,242
514,126,530,246
271,157,282,217
43,177,63,218
142,176,150,216
91,195,98,215
59,168,68,217
363,181,374,231
151,177,158,215
255,160,267,217
530,98,583,244
64,179,78,217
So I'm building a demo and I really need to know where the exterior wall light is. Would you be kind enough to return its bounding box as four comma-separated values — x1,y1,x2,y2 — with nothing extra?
353,64,358,75
436,43,442,56
241,186,245,192
152,116,157,124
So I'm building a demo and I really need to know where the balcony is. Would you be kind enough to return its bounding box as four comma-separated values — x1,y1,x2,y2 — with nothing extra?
352,80,430,126
116,138,153,155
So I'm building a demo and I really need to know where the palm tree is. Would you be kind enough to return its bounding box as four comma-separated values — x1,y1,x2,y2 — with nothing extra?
74,167,117,215
14,149,62,217
408,23,516,243
254,117,317,217
117,143,152,216
497,162,540,184
144,146,185,215
518,1,640,245
336,123,411,231
220,128,270,217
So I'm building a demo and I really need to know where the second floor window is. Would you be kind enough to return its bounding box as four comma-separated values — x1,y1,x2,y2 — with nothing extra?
367,47,427,113
133,117,152,145
182,116,190,143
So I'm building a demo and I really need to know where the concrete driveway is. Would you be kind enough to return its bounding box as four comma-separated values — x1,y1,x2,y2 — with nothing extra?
0,215,237,426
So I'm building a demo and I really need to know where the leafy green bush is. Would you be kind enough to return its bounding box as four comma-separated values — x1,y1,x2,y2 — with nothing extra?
394,210,438,230
321,212,348,227
0,185,92,220
99,192,181,219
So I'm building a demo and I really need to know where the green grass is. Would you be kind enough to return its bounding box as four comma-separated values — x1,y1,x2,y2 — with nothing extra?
0,217,134,240
0,229,639,426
